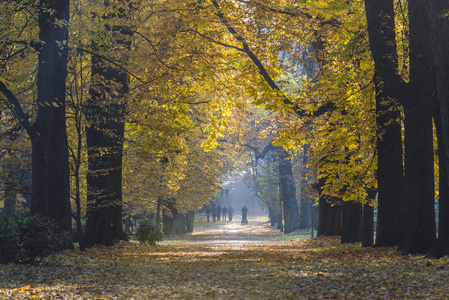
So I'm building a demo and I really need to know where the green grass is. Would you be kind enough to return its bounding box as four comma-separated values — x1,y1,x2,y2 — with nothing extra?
273,229,314,241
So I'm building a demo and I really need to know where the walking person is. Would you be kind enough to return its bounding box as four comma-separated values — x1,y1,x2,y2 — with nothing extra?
241,205,248,224
222,206,228,221
206,206,211,223
216,204,221,221
228,205,234,221
212,204,216,222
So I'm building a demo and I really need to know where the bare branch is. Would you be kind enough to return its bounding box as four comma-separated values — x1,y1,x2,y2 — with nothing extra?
0,81,35,139
210,0,334,118
241,142,280,160
193,30,244,52
74,47,144,83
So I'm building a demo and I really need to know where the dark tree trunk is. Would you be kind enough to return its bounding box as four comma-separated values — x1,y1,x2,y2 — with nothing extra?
85,77,127,246
427,0,449,257
73,103,86,250
162,202,187,236
315,176,341,236
299,144,312,229
317,199,341,236
186,210,195,233
362,204,374,247
277,211,283,232
374,93,404,247
31,0,71,232
277,179,283,232
278,149,299,234
341,201,362,243
85,1,132,247
364,0,405,248
311,202,317,234
429,103,449,257
362,189,376,247
18,169,31,209
4,173,16,217
400,0,436,254
268,206,276,226
299,200,312,229
2,160,18,217
73,134,85,251
156,196,163,225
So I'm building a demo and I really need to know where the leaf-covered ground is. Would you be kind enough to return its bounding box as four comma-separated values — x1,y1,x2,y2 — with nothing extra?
1,216,449,299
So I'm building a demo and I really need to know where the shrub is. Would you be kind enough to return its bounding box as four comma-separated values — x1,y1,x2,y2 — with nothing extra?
135,219,163,246
0,215,19,264
0,213,71,264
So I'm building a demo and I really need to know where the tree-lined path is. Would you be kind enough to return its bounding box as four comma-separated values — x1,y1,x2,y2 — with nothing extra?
3,1,449,298
1,216,449,299
190,216,282,243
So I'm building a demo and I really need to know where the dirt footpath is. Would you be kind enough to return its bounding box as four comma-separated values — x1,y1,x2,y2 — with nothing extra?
1,216,449,299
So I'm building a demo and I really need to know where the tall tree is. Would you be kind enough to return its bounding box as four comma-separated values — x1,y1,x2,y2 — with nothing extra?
400,0,436,254
0,0,72,232
278,148,299,234
341,201,362,243
427,0,449,257
33,0,72,232
365,0,437,253
85,0,133,246
364,0,405,247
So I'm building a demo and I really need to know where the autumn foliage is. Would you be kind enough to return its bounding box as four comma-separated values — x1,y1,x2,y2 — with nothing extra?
0,218,448,299
1,0,449,266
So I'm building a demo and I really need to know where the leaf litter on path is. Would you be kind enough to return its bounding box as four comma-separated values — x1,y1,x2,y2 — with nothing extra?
1,216,448,299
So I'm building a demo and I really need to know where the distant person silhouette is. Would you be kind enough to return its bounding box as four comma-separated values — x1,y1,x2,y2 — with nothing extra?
206,206,211,223
212,204,216,222
216,204,221,221
228,205,234,221
241,205,248,223
222,206,228,221
225,188,229,198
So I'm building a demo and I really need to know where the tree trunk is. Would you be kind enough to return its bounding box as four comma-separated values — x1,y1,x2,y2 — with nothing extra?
156,196,163,225
341,201,362,243
374,93,404,247
277,211,283,232
31,0,71,233
278,149,299,234
317,199,341,236
400,0,436,254
73,137,85,251
299,199,312,229
85,1,132,247
85,85,127,246
299,144,312,229
18,169,32,209
364,0,405,248
315,176,341,236
427,0,449,257
277,181,283,232
4,173,16,217
186,210,195,233
268,206,276,226
429,103,449,257
362,189,376,247
162,202,187,236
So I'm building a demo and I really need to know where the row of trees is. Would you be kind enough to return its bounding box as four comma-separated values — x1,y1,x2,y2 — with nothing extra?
1,0,230,248
1,0,449,258
204,0,449,257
